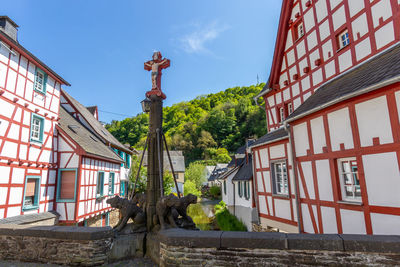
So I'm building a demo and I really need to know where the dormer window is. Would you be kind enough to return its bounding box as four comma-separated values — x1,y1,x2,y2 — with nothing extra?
34,67,47,94
294,21,304,40
337,29,350,50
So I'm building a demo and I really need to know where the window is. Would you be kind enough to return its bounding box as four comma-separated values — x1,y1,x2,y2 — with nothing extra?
272,161,289,195
223,180,226,195
57,169,77,202
280,107,285,122
34,67,47,94
244,181,250,200
338,158,361,202
30,114,45,143
23,176,40,210
338,29,350,50
288,103,293,115
238,181,242,198
125,154,131,168
96,171,105,197
108,172,115,195
118,150,125,167
294,21,305,40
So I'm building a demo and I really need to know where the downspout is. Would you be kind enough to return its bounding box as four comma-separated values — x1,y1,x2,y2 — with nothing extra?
232,181,236,216
250,147,260,225
284,122,303,233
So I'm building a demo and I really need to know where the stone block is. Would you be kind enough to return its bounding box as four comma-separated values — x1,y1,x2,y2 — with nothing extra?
159,229,222,248
109,233,145,261
221,231,287,249
340,234,400,253
287,234,344,251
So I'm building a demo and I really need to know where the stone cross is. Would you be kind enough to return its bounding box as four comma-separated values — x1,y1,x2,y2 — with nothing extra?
144,51,170,99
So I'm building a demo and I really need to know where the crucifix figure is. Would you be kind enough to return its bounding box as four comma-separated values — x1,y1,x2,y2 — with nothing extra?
144,51,170,99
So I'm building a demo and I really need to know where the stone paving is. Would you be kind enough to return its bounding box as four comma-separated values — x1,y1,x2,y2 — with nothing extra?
0,259,158,267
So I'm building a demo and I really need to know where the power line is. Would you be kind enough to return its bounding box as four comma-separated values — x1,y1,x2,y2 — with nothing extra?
98,109,133,117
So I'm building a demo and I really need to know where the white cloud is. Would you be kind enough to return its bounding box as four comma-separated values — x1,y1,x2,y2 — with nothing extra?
179,21,229,54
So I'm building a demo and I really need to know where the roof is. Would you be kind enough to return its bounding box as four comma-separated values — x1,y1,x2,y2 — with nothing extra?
61,89,132,154
287,43,400,122
58,107,123,163
217,166,239,180
0,30,70,86
208,166,228,182
86,106,97,116
235,139,256,155
250,127,288,148
232,156,253,182
142,151,185,172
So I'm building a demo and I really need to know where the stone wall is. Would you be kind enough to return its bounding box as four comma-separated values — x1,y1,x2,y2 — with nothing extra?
86,209,120,227
157,229,400,266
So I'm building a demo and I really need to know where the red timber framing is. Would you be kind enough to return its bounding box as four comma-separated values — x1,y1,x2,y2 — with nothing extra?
252,138,298,230
0,33,66,218
54,126,121,224
289,82,400,235
264,0,400,131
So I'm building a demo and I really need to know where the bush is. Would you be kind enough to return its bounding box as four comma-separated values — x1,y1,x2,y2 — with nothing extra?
209,186,221,199
214,201,247,231
184,180,201,197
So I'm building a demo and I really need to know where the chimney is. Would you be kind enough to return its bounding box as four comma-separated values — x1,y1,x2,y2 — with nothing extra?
0,16,19,42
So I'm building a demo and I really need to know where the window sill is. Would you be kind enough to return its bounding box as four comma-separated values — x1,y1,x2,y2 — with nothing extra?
272,194,290,199
22,205,39,211
34,89,46,95
338,200,363,206
30,139,44,145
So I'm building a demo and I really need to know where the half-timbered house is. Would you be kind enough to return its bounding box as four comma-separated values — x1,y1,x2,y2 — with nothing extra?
252,0,400,235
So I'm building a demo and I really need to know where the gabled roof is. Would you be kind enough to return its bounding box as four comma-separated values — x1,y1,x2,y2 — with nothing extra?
287,43,400,122
232,156,253,182
58,107,123,163
250,127,288,148
217,166,240,181
61,89,132,154
258,0,293,97
0,30,70,86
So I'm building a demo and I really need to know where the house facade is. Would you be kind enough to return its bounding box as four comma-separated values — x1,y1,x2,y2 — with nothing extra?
0,16,133,226
252,0,400,235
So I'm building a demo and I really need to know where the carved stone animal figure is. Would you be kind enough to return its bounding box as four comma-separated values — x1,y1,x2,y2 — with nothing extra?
155,194,179,230
106,196,145,232
173,194,197,226
132,193,146,209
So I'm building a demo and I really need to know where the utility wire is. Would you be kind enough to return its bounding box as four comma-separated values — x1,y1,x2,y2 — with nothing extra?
98,109,132,117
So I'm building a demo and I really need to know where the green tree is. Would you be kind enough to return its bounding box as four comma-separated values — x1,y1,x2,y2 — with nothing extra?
185,162,206,190
184,180,201,197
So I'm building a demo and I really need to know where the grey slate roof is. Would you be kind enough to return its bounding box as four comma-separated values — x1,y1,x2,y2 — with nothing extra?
0,30,70,86
232,156,253,181
250,127,288,148
208,167,228,182
142,151,185,173
61,89,132,154
287,43,400,122
58,107,123,162
217,166,239,180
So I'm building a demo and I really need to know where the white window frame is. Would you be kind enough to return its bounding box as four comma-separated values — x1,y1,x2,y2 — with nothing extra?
34,68,47,94
338,29,350,50
279,107,285,122
288,103,293,115
297,22,304,39
272,161,289,196
337,157,361,202
30,114,44,143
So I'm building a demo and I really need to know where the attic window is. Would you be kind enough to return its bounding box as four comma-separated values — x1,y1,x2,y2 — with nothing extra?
90,135,98,142
68,125,80,133
337,29,350,50
293,21,304,41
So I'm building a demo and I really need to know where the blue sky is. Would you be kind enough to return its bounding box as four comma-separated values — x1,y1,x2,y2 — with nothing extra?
2,1,281,123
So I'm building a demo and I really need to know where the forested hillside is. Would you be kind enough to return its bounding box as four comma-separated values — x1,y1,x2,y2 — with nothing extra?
106,84,267,163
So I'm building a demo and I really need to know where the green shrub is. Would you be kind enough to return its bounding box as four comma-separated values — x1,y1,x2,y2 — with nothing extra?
184,180,201,198
214,201,247,231
209,186,221,199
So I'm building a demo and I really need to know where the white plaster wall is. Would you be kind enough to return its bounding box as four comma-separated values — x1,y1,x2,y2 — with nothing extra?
355,96,393,147
310,116,326,154
355,37,371,61
375,22,395,50
327,107,354,151
340,209,366,234
352,13,369,41
348,0,364,17
371,213,400,235
293,122,309,157
301,203,315,233
332,5,346,31
321,206,338,234
338,50,352,72
316,159,333,202
315,0,328,23
234,181,252,208
259,148,269,169
363,152,400,207
269,144,285,159
274,198,291,220
319,19,330,42
371,0,392,28
300,161,315,200
258,195,268,215
263,171,271,193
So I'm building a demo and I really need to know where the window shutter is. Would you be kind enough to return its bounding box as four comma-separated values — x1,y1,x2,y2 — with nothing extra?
26,179,36,197
60,171,76,199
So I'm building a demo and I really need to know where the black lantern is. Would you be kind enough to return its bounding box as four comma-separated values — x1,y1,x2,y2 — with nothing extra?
141,98,151,113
